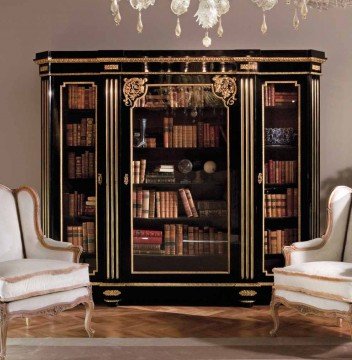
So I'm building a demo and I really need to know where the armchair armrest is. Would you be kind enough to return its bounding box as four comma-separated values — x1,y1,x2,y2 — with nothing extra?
42,238,82,263
26,237,82,263
283,238,329,266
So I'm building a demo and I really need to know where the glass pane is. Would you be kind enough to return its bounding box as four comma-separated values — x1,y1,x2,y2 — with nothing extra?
263,82,300,274
61,83,98,273
131,84,237,273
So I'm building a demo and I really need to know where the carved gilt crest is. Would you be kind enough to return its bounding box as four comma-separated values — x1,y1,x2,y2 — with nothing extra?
123,77,148,107
212,75,237,106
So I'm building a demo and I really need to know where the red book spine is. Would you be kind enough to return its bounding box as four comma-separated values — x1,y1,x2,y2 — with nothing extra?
133,236,163,244
133,230,163,237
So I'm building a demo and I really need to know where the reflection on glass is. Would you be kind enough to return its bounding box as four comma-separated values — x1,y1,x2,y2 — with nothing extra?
61,83,97,273
131,84,238,273
263,82,300,274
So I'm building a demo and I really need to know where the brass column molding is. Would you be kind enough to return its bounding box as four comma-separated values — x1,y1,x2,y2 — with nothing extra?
241,77,255,280
311,78,320,238
41,79,50,237
105,78,119,279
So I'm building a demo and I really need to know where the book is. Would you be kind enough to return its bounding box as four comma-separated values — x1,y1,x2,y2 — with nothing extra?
149,190,156,218
142,190,150,218
133,160,140,184
133,190,137,217
140,159,146,184
170,224,176,255
156,191,161,218
133,229,163,237
188,226,194,255
184,189,198,217
133,236,163,244
68,85,96,109
176,224,183,255
179,188,193,217
136,188,143,218
164,224,171,255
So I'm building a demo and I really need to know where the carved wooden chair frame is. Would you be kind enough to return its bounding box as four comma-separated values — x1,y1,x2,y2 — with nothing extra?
0,185,95,360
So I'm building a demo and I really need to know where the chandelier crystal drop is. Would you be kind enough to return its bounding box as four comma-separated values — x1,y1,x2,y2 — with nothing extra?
171,0,190,38
110,0,122,26
202,31,212,47
175,17,182,37
109,0,352,48
216,0,229,37
293,7,300,29
301,0,309,19
261,12,268,34
217,17,224,37
137,11,143,33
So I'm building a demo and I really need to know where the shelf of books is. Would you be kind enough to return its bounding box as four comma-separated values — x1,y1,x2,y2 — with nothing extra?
263,82,300,274
61,83,97,272
131,84,232,273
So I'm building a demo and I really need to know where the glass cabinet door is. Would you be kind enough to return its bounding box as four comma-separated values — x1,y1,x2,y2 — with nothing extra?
59,82,99,274
262,81,301,274
128,82,240,274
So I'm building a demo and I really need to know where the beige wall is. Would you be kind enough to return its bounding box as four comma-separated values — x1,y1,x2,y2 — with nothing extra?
0,0,351,228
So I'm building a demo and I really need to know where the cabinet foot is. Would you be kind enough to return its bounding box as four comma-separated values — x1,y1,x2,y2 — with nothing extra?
103,290,121,307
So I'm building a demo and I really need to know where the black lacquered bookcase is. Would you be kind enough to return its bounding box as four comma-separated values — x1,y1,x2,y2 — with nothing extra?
35,50,325,305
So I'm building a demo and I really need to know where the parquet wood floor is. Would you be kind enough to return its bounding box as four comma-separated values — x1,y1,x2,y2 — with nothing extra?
7,305,351,339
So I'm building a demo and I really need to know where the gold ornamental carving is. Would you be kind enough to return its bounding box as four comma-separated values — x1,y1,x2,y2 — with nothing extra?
103,290,121,297
239,290,257,297
212,76,237,106
240,62,258,71
104,64,119,71
123,77,148,107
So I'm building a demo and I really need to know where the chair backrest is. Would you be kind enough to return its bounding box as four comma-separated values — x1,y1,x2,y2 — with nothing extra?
341,187,352,262
0,185,24,261
322,186,352,262
15,186,46,259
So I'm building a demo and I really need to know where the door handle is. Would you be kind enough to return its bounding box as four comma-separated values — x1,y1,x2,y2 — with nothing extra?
124,173,129,185
98,173,103,186
257,173,263,185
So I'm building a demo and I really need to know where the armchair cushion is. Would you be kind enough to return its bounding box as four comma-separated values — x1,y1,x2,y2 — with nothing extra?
0,259,89,302
274,261,352,302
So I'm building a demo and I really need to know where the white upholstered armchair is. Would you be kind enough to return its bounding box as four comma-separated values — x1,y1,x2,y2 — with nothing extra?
270,185,352,337
0,185,94,360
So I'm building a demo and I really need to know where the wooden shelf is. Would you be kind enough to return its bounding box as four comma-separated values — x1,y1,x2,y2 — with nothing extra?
133,182,225,189
134,216,227,227
134,106,225,111
134,216,226,222
265,104,297,110
66,178,95,181
134,254,226,258
64,109,95,115
265,253,284,259
265,183,297,189
134,146,225,151
265,145,297,150
65,146,95,150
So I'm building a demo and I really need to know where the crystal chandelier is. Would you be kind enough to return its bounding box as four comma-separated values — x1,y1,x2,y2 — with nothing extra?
110,0,352,47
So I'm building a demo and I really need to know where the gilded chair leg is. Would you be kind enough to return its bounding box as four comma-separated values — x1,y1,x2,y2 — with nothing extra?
347,320,352,341
270,298,281,337
84,301,95,338
0,304,8,360
25,317,30,327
